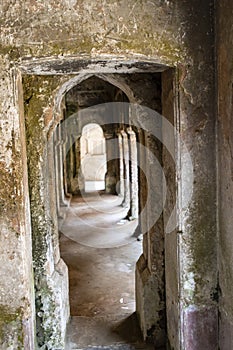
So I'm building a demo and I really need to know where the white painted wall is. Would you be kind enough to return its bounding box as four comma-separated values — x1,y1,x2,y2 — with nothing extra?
80,123,107,191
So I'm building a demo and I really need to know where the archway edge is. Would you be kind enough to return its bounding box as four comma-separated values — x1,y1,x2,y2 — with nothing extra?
46,57,169,135
54,72,137,118
82,122,104,135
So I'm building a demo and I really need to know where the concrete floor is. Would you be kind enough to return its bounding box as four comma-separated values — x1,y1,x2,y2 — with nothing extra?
60,193,154,350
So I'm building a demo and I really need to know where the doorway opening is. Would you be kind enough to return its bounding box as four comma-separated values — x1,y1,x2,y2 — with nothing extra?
80,123,107,192
59,74,147,348
23,61,176,349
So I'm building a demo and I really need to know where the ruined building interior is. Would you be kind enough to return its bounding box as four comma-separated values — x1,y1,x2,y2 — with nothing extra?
0,1,233,350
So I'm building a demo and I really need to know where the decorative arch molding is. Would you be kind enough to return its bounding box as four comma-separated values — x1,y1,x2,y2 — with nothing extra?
53,72,137,117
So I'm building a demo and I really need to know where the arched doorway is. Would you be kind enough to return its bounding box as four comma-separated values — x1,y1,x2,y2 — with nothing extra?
57,71,172,349
59,75,146,347
80,123,107,192
23,65,176,349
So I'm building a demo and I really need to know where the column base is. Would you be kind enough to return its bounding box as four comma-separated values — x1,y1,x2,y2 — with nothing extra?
135,254,166,347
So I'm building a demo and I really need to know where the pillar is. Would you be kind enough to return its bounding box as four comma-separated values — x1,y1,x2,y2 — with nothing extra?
127,127,138,219
57,124,69,207
121,130,130,208
0,67,36,349
117,132,125,197
136,129,166,347
23,75,70,349
54,128,61,215
105,135,118,194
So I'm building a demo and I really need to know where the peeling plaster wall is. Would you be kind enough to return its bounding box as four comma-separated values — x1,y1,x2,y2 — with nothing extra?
217,1,233,349
0,1,218,349
23,75,70,349
0,60,35,348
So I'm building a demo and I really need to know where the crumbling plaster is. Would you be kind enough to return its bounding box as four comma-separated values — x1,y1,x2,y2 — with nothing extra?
217,1,233,349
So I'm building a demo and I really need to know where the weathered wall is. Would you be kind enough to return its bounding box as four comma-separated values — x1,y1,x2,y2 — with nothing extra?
0,1,218,349
0,0,186,64
23,75,70,349
0,63,36,348
162,68,179,350
217,2,233,349
175,3,217,350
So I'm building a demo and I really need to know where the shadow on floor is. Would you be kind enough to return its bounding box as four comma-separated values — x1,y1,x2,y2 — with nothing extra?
113,313,144,343
65,312,156,350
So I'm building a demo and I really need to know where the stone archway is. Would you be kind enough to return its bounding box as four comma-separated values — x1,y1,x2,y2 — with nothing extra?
53,70,175,347
22,61,180,349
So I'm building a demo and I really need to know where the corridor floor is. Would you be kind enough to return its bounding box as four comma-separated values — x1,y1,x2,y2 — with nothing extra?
59,192,154,350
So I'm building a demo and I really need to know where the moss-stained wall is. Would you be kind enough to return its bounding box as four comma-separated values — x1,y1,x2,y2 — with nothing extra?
23,75,70,349
0,58,36,348
178,34,218,345
0,0,187,65
217,1,233,349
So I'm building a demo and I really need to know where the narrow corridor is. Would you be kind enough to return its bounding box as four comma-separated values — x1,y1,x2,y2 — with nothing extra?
59,193,154,349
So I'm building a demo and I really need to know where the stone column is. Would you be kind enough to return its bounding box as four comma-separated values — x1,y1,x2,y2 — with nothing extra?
178,64,218,349
0,67,36,349
62,133,71,199
75,137,84,193
161,69,180,350
54,128,61,215
105,135,118,194
136,129,148,249
127,127,138,219
57,124,69,207
136,130,165,347
66,135,74,194
121,130,130,208
117,132,125,197
217,2,233,349
24,75,70,350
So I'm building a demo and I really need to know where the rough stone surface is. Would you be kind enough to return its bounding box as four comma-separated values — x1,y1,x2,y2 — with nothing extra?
0,62,36,349
162,68,179,350
0,1,187,63
217,1,233,349
23,75,70,349
182,305,218,350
